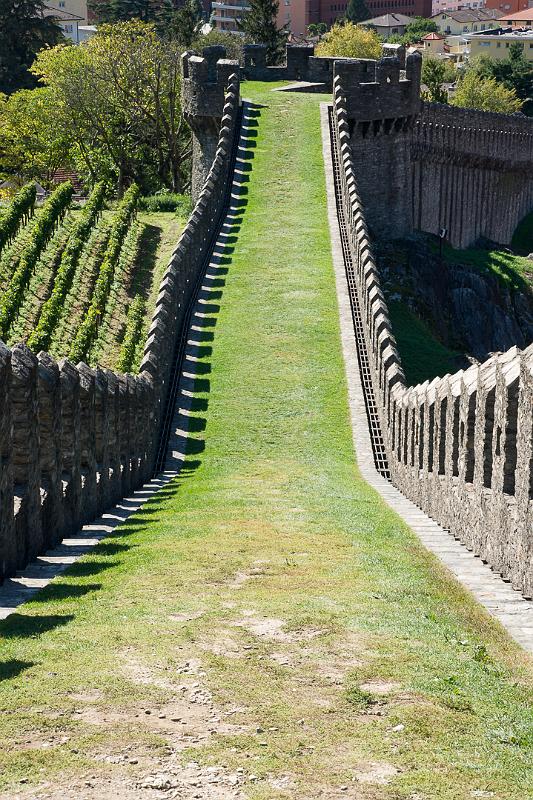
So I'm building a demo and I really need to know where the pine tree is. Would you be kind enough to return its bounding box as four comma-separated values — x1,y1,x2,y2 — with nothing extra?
236,0,288,66
345,0,370,24
89,0,174,25
0,0,63,94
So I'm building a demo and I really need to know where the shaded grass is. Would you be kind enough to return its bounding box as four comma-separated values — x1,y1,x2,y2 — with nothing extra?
388,300,461,386
433,237,533,294
0,83,531,800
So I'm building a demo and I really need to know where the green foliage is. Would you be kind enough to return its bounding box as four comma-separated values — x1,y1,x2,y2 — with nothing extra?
401,16,438,45
237,0,288,66
90,0,174,26
467,45,533,116
421,57,452,104
31,21,189,195
137,192,192,213
451,70,523,114
0,0,63,95
28,182,107,353
307,22,328,37
69,184,139,363
511,210,533,256
346,0,370,24
169,0,204,46
388,300,461,386
0,183,36,255
0,181,72,338
116,295,145,371
0,87,72,184
316,21,382,59
191,29,248,63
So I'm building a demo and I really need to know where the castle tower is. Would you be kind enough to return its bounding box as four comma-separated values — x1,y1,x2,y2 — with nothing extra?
335,53,422,240
181,46,240,200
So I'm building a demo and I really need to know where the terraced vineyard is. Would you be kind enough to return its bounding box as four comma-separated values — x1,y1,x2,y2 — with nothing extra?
0,182,186,370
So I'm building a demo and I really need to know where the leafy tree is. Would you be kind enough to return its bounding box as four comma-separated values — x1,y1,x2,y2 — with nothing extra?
191,29,248,63
0,87,71,183
451,70,523,114
0,0,63,94
31,21,190,194
346,0,370,24
402,16,438,45
307,22,327,37
421,57,455,104
237,0,288,66
316,21,381,59
469,44,533,116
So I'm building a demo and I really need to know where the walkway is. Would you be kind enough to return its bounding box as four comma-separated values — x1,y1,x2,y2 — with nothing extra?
0,84,532,799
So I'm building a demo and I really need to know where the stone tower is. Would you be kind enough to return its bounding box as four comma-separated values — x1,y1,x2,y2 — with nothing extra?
181,46,240,200
335,53,422,239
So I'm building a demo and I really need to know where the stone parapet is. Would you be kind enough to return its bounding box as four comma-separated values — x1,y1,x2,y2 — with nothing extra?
0,71,242,584
332,74,533,599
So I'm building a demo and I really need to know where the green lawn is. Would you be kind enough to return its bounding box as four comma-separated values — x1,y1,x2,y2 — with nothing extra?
0,83,532,800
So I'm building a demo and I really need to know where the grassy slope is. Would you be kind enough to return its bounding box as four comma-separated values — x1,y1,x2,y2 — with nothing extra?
388,301,461,386
0,84,532,799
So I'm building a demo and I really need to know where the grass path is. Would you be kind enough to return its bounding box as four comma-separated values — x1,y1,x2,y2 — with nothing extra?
0,84,532,800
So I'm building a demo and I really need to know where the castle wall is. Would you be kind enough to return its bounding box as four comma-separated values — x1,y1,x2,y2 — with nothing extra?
332,70,533,598
412,103,533,248
0,66,241,583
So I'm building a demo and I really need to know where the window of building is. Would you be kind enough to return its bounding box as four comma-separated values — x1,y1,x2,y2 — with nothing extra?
59,1,65,6
479,40,491,46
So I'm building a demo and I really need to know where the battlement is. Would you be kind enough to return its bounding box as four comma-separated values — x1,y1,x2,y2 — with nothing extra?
182,47,239,119
335,53,422,126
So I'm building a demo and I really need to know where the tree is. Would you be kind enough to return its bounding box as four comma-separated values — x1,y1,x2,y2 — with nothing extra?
451,70,523,114
307,22,327,37
315,21,381,60
0,0,63,94
31,21,190,194
421,57,455,104
346,0,370,24
469,44,533,116
89,0,174,26
402,16,438,45
191,29,248,63
0,87,71,182
236,0,288,66
169,0,204,46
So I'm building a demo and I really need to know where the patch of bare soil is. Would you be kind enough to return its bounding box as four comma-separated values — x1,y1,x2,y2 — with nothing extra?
353,762,399,785
232,615,325,643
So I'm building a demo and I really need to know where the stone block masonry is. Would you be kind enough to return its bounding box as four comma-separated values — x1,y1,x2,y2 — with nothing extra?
0,60,241,583
332,62,533,598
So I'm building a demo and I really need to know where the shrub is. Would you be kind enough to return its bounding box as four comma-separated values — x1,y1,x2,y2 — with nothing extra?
28,182,107,353
315,22,381,60
0,183,37,255
116,295,145,372
138,193,192,214
69,184,139,363
0,182,72,339
451,71,523,114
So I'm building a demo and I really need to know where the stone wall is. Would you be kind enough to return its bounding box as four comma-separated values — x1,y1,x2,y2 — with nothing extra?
332,72,533,599
337,55,533,248
412,103,533,248
0,67,241,583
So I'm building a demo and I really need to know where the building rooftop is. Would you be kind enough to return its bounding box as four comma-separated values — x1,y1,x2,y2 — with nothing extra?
498,8,533,21
432,8,501,22
466,26,533,38
423,32,445,39
43,4,83,21
362,12,414,27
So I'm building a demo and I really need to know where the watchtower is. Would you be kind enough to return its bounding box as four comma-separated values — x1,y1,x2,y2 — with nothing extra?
335,53,422,239
182,46,240,199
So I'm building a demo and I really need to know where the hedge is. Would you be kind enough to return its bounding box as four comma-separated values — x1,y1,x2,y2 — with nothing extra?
28,182,106,353
0,183,37,255
69,184,139,363
0,182,73,340
116,295,145,373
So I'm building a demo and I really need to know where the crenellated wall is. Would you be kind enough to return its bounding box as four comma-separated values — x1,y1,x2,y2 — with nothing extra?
332,67,533,598
0,63,241,583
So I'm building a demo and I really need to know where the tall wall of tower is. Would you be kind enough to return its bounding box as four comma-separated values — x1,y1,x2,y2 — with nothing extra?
182,46,240,200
